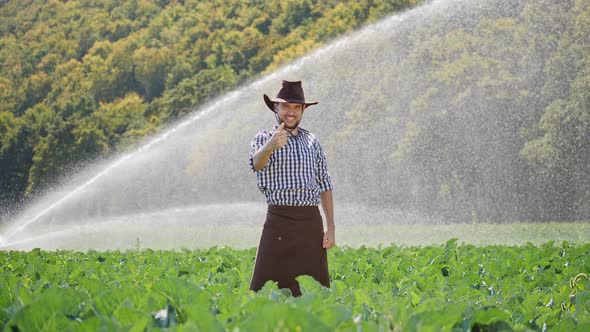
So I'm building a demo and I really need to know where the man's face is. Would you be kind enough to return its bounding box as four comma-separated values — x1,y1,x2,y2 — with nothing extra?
276,102,304,129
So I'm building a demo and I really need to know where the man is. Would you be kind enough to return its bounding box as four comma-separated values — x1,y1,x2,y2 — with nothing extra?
249,80,335,297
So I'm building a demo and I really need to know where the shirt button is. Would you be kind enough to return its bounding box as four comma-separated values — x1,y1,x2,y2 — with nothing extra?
277,236,282,241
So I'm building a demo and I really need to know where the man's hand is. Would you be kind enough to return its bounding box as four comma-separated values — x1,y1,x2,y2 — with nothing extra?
323,228,335,250
267,122,288,151
252,123,288,171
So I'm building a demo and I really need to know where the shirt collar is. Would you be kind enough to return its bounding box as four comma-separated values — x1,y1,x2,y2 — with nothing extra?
271,125,308,137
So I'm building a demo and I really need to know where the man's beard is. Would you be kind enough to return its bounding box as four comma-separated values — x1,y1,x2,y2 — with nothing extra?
276,113,301,130
284,120,300,130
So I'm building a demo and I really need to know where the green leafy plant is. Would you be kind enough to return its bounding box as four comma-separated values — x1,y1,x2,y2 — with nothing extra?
2,243,590,330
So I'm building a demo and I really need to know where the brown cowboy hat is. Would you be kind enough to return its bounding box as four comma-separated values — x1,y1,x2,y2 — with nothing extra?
263,80,318,113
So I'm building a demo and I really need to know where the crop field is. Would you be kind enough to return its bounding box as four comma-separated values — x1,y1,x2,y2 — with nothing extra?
1,240,589,331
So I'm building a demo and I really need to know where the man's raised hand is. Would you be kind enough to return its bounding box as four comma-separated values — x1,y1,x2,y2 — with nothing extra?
268,122,288,151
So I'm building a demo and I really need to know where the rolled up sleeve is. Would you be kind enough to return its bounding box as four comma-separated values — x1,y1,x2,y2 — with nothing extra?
249,132,270,173
315,142,333,192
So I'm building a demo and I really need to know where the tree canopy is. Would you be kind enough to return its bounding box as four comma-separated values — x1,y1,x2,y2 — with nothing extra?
1,0,588,222
0,0,421,208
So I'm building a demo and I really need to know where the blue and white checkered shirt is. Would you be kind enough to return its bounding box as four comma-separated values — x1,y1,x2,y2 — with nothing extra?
249,126,333,206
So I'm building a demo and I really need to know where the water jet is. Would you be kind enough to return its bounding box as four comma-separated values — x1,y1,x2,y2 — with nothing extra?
2,0,588,250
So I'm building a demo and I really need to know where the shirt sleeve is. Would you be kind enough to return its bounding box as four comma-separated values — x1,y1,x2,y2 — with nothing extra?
249,131,270,173
315,139,333,192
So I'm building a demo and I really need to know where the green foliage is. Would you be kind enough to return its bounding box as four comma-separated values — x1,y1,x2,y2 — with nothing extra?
0,0,422,204
323,0,590,222
1,243,590,330
1,0,588,222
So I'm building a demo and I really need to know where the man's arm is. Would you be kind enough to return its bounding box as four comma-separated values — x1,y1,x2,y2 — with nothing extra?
252,144,274,171
252,123,287,171
321,190,335,249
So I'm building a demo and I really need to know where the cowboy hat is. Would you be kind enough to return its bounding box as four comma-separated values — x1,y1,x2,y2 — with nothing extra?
263,80,318,113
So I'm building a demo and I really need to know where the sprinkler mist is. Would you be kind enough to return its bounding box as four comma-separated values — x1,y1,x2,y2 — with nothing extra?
1,0,588,250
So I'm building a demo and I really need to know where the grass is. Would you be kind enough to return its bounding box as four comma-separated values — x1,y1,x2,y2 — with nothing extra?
1,221,588,251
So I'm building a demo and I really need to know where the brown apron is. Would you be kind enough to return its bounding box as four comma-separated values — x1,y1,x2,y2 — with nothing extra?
249,205,330,296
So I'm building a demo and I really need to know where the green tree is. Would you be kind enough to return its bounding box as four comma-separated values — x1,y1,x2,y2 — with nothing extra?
133,46,174,100
92,93,153,149
72,121,109,163
0,76,17,114
0,0,427,206
0,111,27,205
22,104,73,197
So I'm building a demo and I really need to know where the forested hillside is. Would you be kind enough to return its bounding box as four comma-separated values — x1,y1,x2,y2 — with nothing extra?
400,0,590,221
1,0,588,223
320,0,590,221
0,0,421,209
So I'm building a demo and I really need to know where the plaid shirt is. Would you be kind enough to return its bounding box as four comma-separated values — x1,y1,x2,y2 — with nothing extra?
249,126,333,206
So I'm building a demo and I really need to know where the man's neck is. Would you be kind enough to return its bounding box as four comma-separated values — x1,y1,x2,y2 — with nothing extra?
275,124,300,136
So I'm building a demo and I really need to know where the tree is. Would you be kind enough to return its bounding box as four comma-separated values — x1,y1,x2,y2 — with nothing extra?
92,93,153,149
0,111,27,206
21,104,73,197
132,46,174,100
0,0,443,206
